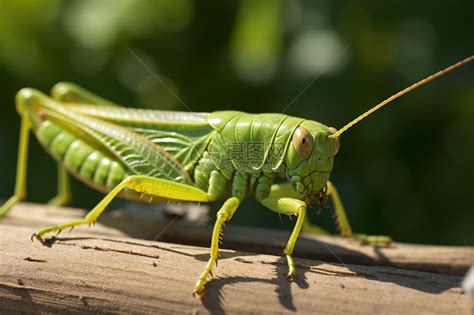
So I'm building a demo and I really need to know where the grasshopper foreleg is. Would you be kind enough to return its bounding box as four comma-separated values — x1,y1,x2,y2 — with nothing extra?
259,185,307,280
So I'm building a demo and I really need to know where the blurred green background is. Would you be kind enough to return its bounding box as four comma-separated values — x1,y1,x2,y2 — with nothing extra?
0,0,472,245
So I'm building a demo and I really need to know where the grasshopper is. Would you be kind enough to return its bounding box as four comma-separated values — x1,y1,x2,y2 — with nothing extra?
0,56,472,296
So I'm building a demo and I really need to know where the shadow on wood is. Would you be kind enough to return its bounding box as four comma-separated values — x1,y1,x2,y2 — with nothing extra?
0,203,471,314
99,202,472,276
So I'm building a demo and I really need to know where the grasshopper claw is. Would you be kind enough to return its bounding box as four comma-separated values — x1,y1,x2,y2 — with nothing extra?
192,289,205,299
31,233,44,244
286,273,296,281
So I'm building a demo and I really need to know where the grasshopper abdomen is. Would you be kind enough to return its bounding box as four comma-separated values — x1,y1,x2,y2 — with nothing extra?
36,119,130,192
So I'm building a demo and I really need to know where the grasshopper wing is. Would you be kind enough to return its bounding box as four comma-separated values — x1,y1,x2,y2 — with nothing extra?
64,105,215,172
39,97,192,184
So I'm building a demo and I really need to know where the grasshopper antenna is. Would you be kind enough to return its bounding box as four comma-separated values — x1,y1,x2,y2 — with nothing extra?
330,55,474,139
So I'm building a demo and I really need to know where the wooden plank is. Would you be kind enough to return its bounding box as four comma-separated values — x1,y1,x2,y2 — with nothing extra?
5,203,473,276
104,203,472,276
0,203,471,314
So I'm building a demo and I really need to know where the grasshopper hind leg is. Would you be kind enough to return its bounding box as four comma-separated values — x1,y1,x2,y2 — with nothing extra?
1,89,75,219
32,175,210,240
31,172,236,297
51,82,120,106
44,82,121,208
0,115,30,219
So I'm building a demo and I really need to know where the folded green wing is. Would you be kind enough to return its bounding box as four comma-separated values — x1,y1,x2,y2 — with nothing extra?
37,95,193,184
64,105,215,172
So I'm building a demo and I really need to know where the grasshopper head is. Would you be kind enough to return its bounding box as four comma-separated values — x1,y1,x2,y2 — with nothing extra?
285,120,339,206
284,56,474,207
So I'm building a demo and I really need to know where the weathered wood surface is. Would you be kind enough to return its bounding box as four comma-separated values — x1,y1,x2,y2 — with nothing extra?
0,203,472,314
102,203,472,276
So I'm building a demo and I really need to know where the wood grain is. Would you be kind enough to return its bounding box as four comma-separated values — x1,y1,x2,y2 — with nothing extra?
0,203,472,314
100,203,473,276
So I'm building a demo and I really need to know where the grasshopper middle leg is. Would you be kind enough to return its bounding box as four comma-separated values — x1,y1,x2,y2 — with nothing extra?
327,181,392,246
46,164,71,207
193,197,240,297
303,181,392,246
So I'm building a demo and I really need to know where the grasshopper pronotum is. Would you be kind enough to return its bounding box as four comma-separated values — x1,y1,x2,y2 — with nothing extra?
1,55,472,296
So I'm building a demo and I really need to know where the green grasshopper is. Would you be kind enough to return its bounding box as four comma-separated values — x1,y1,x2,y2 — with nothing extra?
0,56,472,296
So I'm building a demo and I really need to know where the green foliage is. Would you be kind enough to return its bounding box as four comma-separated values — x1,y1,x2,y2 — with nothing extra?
0,0,472,245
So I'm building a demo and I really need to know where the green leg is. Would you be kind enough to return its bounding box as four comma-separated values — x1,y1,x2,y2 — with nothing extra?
1,89,75,220
193,197,239,297
47,164,71,207
51,82,120,106
45,81,121,207
0,116,30,219
260,184,306,280
299,181,349,236
268,182,329,236
302,217,329,235
33,175,210,240
327,181,392,246
327,181,352,237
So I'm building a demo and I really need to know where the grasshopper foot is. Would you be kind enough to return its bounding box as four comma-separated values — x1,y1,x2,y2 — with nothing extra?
353,233,392,247
285,254,297,281
193,257,217,298
47,195,70,208
286,273,296,281
33,220,89,241
31,233,45,244
192,289,205,298
31,233,58,247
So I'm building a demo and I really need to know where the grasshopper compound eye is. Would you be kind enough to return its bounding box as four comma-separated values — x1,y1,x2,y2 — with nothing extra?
293,126,314,158
328,127,340,155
